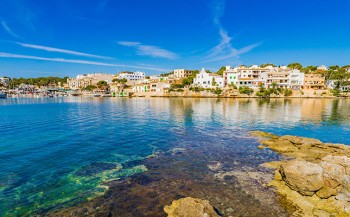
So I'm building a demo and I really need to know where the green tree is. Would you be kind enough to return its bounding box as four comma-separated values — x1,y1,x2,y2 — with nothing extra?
284,89,293,96
83,85,97,91
216,66,226,76
287,62,303,70
181,77,192,87
329,65,340,70
160,71,174,77
260,63,276,68
256,84,271,98
239,86,254,96
97,80,108,90
301,66,317,73
113,78,127,84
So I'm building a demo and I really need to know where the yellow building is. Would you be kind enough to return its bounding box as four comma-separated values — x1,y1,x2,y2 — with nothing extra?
303,74,325,90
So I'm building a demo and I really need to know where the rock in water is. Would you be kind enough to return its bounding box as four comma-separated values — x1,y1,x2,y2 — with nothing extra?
252,131,350,216
164,197,220,217
280,160,324,196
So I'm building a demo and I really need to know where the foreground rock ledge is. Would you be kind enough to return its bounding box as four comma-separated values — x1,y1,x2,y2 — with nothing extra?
164,197,220,217
252,131,350,217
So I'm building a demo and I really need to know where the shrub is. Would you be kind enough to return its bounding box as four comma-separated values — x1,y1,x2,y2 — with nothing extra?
239,86,254,95
284,89,293,96
171,84,185,89
331,88,341,97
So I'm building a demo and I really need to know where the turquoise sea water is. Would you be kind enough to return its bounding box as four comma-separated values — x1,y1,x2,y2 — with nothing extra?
0,97,349,216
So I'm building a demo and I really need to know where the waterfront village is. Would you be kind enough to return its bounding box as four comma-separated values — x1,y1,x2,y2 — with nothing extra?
1,63,350,98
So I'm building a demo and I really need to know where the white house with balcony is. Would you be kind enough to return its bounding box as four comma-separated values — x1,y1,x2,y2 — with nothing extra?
289,69,305,90
223,65,268,88
117,71,145,81
193,68,224,88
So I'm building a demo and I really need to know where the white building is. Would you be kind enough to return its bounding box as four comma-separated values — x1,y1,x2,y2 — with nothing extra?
0,77,10,86
317,65,328,71
193,68,224,88
117,71,145,81
265,68,291,88
327,79,350,92
223,65,268,88
289,69,305,90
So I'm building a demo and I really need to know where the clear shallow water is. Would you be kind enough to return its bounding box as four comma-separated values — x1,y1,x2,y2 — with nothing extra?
0,97,349,216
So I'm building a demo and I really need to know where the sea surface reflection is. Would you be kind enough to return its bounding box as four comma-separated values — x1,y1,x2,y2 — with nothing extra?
0,97,349,216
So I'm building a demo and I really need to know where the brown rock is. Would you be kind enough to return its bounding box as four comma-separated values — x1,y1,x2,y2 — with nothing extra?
300,137,323,146
263,139,299,153
164,197,220,217
280,160,324,196
322,155,350,169
279,135,303,145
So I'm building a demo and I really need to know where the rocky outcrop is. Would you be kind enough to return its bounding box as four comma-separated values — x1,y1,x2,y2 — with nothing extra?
164,197,220,217
252,131,350,163
280,160,324,196
252,131,350,216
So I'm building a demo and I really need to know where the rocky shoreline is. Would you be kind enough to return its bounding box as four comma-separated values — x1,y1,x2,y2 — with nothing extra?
43,131,350,217
251,131,350,217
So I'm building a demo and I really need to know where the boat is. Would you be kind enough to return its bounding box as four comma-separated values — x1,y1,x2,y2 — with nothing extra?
93,94,101,97
0,92,7,98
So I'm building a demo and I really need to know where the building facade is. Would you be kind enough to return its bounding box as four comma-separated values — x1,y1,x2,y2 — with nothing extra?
117,71,145,81
303,74,325,90
67,73,114,89
289,69,305,90
173,69,193,78
193,68,224,88
0,77,10,86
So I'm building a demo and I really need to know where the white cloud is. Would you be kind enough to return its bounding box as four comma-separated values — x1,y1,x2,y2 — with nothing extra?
203,0,260,63
1,21,21,39
0,52,169,72
0,52,115,66
16,42,112,59
117,41,178,60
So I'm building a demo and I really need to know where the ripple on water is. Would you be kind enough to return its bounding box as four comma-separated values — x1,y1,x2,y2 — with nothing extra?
0,98,350,215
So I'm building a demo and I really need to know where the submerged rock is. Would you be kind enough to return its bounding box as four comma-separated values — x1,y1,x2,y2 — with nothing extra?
207,162,223,172
164,197,220,217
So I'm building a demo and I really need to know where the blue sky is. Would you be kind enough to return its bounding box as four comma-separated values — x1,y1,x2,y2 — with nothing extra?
0,0,350,77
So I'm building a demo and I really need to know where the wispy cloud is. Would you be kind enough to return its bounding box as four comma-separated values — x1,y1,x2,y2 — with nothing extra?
16,42,112,59
0,52,115,66
0,52,169,72
1,21,21,39
203,0,260,63
118,41,179,60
